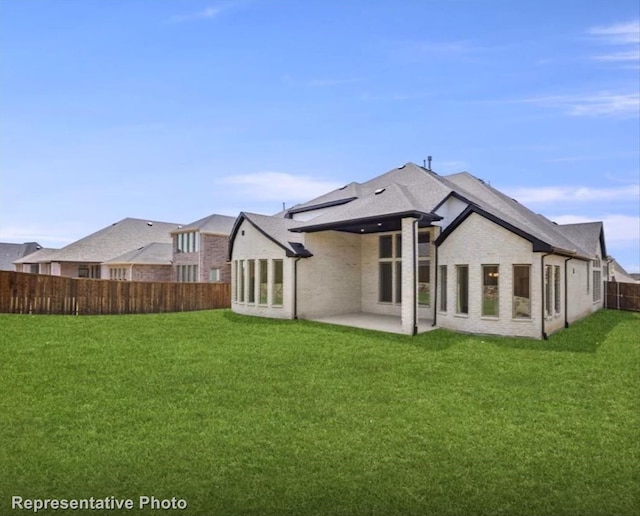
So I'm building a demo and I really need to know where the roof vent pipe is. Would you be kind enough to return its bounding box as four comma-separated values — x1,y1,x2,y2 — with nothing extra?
427,156,432,170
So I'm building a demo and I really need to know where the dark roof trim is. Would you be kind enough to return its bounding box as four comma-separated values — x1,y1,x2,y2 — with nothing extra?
285,197,357,218
599,226,607,259
290,211,442,233
431,190,475,214
434,205,582,258
228,213,313,260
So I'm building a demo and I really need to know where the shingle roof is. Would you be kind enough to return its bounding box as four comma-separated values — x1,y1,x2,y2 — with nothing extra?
555,222,605,257
173,213,236,235
44,218,183,263
13,247,59,265
230,212,312,258
105,243,173,265
233,162,604,261
0,242,42,270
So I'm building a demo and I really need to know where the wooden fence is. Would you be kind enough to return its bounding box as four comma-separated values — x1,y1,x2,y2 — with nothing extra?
605,281,640,312
0,271,231,315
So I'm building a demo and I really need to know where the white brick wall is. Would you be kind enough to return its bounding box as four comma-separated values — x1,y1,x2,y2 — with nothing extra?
437,213,542,338
231,219,294,319
297,230,361,318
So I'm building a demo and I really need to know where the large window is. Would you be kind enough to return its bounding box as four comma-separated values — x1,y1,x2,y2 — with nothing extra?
379,234,402,303
513,265,531,319
110,267,127,281
554,265,561,313
238,261,245,302
456,265,469,314
482,265,499,317
439,265,447,312
209,268,221,282
177,265,198,282
259,260,268,304
232,262,238,301
78,264,101,279
418,232,430,306
273,260,283,306
545,265,553,316
593,270,602,302
247,260,255,303
175,231,199,253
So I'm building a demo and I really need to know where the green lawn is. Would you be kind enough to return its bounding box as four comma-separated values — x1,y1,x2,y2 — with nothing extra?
1,309,638,516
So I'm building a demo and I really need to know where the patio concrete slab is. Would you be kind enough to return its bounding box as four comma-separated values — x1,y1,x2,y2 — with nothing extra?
309,312,436,335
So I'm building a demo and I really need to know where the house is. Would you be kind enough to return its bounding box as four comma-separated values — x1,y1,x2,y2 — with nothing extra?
171,213,236,282
229,162,607,339
606,258,639,284
13,247,59,274
103,243,174,281
14,218,182,280
1,242,42,271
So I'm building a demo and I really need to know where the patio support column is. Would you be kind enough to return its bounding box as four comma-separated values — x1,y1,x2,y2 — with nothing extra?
401,217,418,335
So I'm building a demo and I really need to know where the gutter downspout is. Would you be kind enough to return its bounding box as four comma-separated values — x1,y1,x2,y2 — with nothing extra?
412,218,418,336
293,257,302,320
564,257,571,328
541,253,552,340
432,233,438,327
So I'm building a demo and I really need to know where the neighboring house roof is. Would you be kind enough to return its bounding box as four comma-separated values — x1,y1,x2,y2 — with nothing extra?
229,212,313,258
608,258,639,283
41,218,183,263
231,162,605,262
0,242,42,270
13,247,59,265
105,243,173,266
172,213,236,235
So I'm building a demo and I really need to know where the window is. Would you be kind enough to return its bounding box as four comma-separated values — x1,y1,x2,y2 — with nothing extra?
418,232,430,306
439,265,447,312
272,260,283,305
29,264,39,274
513,265,531,319
259,260,268,304
482,265,499,317
593,270,602,302
247,260,255,303
378,234,402,304
456,265,469,314
110,268,127,281
177,265,198,282
209,268,221,282
175,231,199,253
238,261,245,302
544,265,553,316
78,264,100,279
232,262,237,301
554,265,561,314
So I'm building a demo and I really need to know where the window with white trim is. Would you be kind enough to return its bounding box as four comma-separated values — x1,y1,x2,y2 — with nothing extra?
175,231,199,253
482,265,499,317
418,232,430,306
456,265,469,314
379,234,401,303
439,265,447,312
513,265,531,319
554,265,561,314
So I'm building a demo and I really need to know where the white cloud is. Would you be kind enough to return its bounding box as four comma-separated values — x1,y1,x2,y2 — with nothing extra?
521,92,639,118
167,6,222,24
505,184,640,204
588,20,640,65
220,172,343,203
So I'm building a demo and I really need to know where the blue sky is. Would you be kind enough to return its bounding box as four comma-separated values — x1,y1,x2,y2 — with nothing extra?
1,0,639,271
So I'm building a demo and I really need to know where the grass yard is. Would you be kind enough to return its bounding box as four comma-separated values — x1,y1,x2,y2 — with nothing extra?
1,309,638,516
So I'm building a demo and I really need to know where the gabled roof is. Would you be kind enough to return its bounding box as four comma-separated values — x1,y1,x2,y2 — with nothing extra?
105,243,173,265
13,247,59,265
0,242,42,270
555,222,606,258
44,218,183,263
172,213,236,235
230,162,605,261
229,212,312,258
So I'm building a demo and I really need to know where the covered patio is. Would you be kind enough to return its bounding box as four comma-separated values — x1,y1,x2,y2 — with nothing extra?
310,312,436,335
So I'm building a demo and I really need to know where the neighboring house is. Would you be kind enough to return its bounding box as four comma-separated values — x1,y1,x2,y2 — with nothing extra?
171,213,236,282
229,162,607,339
1,242,42,271
606,258,639,284
13,218,182,280
14,247,59,274
104,243,174,282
